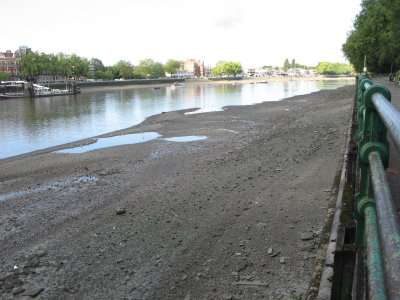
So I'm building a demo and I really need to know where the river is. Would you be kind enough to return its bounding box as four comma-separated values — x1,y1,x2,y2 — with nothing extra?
0,79,354,159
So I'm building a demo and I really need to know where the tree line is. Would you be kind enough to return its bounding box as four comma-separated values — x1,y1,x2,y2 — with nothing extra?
316,62,354,75
283,58,310,71
342,0,400,73
18,52,247,80
19,51,185,80
0,50,355,81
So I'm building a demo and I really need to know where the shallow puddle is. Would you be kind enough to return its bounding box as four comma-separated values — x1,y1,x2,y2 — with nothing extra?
0,175,97,202
56,132,161,154
162,136,208,142
52,132,207,155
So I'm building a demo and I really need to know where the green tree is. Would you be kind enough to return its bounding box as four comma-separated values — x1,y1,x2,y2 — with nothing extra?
211,61,243,77
283,58,290,71
224,61,243,76
134,59,165,78
165,59,182,76
153,62,166,78
56,53,70,77
291,59,296,69
89,58,105,79
342,0,400,72
0,71,9,81
22,52,90,80
95,69,113,80
212,61,225,77
316,62,354,75
21,51,41,79
90,58,105,71
113,60,134,79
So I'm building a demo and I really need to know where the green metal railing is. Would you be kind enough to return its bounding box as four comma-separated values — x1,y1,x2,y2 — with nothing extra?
356,76,400,299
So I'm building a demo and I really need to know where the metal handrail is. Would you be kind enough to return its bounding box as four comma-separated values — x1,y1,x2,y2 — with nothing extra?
363,80,400,152
371,93,400,152
356,76,400,299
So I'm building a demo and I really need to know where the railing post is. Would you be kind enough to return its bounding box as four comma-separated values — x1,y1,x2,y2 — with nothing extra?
355,76,392,298
369,151,400,299
355,77,390,244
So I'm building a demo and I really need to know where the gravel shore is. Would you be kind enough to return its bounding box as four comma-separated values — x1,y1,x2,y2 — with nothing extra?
0,84,355,299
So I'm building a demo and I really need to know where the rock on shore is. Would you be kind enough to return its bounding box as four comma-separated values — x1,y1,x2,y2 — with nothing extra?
0,85,355,299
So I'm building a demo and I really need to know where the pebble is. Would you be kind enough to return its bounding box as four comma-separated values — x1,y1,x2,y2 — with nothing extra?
11,287,25,295
116,208,126,215
234,280,269,287
271,251,280,257
327,128,337,134
280,257,285,264
300,232,314,241
21,287,44,297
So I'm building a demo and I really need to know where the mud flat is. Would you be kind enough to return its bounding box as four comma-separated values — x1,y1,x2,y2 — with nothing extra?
0,85,355,299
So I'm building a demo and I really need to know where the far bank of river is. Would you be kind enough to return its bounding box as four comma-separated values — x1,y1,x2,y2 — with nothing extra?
0,77,355,159
49,76,355,91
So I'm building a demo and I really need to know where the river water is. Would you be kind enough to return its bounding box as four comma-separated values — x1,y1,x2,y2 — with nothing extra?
0,79,354,159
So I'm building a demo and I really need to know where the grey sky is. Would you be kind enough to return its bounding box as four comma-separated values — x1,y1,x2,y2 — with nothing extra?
2,0,362,67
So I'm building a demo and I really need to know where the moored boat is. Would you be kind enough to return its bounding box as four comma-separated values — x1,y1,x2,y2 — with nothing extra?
32,84,80,97
171,82,185,88
0,81,27,99
0,92,26,99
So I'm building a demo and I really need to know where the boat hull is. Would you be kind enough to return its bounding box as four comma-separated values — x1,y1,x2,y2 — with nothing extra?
33,91,81,97
0,93,26,99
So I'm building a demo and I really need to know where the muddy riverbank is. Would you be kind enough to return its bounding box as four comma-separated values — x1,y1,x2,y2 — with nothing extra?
0,85,355,299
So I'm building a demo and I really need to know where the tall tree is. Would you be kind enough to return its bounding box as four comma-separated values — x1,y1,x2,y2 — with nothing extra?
113,60,134,79
21,51,41,79
211,61,243,77
283,58,290,71
90,58,105,72
134,59,165,78
165,59,182,76
223,61,243,77
342,0,400,72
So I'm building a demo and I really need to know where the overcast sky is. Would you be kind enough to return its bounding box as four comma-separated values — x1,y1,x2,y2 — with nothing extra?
2,0,361,68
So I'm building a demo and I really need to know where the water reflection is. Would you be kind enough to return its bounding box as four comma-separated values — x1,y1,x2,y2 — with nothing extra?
0,80,354,159
55,132,161,154
54,133,208,154
163,136,207,142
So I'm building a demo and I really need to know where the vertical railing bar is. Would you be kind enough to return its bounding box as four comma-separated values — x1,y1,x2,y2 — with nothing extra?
364,205,388,299
369,151,400,299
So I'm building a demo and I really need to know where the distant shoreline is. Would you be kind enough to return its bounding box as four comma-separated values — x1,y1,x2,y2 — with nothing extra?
71,75,355,93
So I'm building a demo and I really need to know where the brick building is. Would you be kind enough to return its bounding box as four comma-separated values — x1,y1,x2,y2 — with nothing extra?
183,59,205,77
0,46,30,79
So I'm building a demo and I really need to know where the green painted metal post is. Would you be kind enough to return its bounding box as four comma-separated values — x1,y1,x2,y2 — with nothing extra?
369,151,400,299
355,77,390,245
364,205,388,299
355,76,394,298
